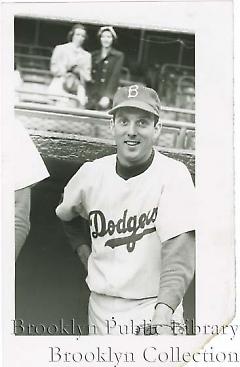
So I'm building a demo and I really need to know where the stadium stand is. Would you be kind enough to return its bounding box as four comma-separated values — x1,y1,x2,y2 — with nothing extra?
185,130,195,150
158,63,194,107
16,90,81,108
14,28,195,151
15,45,196,110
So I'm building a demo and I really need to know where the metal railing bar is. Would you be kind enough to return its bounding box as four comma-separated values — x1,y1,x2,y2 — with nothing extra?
15,102,195,130
161,105,195,115
15,103,195,131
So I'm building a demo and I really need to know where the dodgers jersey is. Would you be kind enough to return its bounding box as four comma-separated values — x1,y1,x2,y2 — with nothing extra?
56,150,195,299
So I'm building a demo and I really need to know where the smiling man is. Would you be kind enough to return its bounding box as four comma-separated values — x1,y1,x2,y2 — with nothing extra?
56,85,195,335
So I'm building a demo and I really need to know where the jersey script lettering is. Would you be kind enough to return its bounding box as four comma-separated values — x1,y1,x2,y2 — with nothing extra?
89,208,158,252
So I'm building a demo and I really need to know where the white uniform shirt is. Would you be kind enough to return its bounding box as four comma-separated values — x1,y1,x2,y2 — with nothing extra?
14,119,49,190
56,151,195,299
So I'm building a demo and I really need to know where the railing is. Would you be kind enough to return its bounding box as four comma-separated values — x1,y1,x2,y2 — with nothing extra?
15,53,50,69
15,102,195,151
16,89,80,107
161,105,195,116
157,63,195,109
19,67,52,77
160,63,195,75
15,43,53,54
18,68,53,87
15,101,195,124
16,53,50,63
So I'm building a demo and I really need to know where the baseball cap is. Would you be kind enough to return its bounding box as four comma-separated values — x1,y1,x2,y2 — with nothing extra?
108,85,161,117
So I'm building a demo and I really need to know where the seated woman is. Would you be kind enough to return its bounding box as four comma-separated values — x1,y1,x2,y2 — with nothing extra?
87,26,124,110
48,24,91,107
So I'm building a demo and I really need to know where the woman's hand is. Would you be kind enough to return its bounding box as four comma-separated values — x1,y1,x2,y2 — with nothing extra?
70,65,81,76
98,96,110,109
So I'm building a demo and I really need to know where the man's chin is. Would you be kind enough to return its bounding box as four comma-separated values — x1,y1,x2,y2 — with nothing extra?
122,152,144,166
118,146,150,166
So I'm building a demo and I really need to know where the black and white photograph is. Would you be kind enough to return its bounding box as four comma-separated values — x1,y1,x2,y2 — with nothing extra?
14,11,196,337
1,1,236,366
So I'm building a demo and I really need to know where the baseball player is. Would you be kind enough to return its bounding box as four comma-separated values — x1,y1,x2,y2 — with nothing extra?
56,85,195,335
14,118,49,260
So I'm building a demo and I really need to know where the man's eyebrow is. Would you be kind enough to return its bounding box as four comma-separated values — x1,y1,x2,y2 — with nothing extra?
115,111,128,118
116,113,151,119
137,114,150,119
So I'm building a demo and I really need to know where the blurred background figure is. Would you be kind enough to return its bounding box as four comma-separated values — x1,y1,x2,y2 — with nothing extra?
48,24,91,107
14,119,49,260
87,26,124,110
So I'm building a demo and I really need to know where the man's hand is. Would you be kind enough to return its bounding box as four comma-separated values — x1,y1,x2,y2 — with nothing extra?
135,323,173,336
135,303,174,336
76,244,91,271
151,303,174,335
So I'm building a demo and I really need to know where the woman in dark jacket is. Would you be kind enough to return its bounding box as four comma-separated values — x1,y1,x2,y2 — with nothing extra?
87,26,124,110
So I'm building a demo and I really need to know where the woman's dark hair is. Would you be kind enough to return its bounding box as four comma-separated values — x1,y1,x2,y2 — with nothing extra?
67,24,87,42
98,26,117,46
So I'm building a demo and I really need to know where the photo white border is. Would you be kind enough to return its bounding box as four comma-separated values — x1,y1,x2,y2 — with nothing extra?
1,1,237,366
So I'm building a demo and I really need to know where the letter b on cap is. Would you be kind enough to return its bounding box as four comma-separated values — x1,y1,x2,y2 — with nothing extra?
128,85,139,98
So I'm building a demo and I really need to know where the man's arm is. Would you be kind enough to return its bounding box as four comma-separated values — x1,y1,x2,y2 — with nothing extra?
15,187,31,260
55,162,93,270
151,231,195,333
14,119,50,260
61,216,92,271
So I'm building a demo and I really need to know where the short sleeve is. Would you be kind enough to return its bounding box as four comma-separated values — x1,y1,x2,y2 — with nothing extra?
14,119,49,191
55,163,91,222
156,162,195,243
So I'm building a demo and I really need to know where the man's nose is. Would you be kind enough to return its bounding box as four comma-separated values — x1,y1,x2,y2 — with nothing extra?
127,121,137,136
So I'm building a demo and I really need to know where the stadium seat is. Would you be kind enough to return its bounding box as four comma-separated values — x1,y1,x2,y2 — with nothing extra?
184,130,195,150
15,52,51,70
20,67,52,85
16,89,80,108
158,64,195,107
176,75,195,110
157,127,179,149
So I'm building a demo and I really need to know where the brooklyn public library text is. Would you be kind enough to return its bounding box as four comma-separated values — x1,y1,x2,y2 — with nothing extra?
49,346,240,365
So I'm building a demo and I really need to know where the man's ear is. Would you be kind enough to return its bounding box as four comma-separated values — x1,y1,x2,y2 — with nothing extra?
153,119,162,144
154,119,162,135
110,118,115,138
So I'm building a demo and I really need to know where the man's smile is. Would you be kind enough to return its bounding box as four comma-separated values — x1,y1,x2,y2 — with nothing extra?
125,140,140,146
